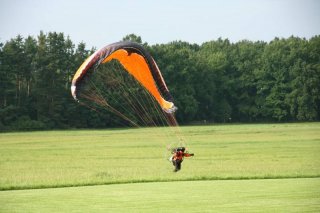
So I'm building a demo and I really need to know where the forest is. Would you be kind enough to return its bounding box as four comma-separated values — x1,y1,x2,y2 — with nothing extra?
0,32,319,130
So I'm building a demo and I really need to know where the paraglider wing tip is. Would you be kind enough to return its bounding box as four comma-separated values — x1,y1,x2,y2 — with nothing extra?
163,105,178,114
71,85,79,102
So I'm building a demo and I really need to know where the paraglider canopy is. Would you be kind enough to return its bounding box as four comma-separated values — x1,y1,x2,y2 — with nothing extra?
71,41,177,114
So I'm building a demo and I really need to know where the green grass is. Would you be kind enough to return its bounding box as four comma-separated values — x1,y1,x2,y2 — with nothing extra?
0,123,319,190
1,178,319,212
0,123,320,212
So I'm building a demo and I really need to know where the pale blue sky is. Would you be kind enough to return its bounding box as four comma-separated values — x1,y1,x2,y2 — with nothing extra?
0,0,319,48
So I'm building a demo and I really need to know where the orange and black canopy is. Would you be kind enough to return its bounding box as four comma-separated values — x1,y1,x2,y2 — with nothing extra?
71,41,176,113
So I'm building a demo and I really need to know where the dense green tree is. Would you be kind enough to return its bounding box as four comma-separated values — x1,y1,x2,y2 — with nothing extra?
197,39,232,122
151,41,199,123
229,40,266,121
122,34,143,44
0,32,319,131
287,36,320,120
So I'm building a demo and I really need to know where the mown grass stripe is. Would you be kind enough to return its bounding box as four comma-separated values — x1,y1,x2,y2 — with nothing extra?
1,175,320,191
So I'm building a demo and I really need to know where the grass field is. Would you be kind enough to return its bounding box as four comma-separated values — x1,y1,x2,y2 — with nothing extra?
1,178,319,212
0,123,320,212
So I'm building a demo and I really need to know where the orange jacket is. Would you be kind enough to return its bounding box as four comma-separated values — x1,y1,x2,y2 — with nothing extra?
172,151,193,161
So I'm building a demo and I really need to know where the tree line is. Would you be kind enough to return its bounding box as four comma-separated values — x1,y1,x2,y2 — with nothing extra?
0,32,319,130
